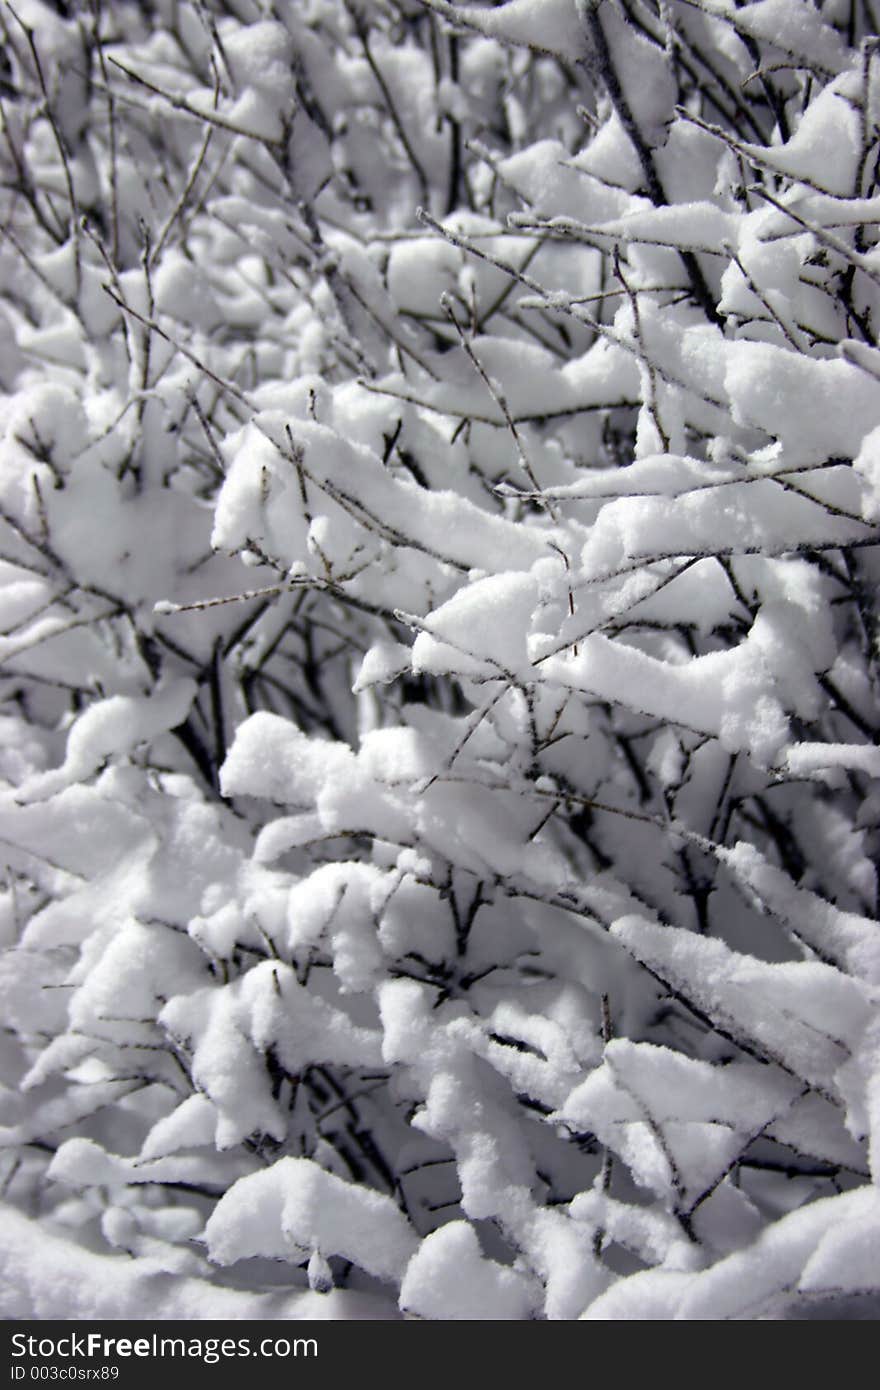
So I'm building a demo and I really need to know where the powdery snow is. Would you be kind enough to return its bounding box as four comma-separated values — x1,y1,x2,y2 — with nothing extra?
0,1205,392,1320
2,0,880,1328
205,1158,418,1283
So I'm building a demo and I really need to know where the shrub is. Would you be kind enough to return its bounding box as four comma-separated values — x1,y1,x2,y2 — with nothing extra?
1,0,879,1320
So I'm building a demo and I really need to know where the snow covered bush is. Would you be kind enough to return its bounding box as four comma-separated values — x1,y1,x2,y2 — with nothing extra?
2,0,880,1320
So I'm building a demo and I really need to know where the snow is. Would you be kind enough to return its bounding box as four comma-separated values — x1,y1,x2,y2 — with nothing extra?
582,1187,880,1318
734,0,849,76
400,333,639,428
352,640,412,692
581,203,740,253
672,1187,880,1318
220,711,356,805
3,0,880,1327
242,960,384,1064
611,916,873,1093
412,572,539,679
399,1221,535,1319
386,238,461,317
742,76,860,195
721,840,880,983
205,1158,419,1283
786,741,880,779
253,813,326,862
419,0,587,59
593,1,678,146
725,341,880,464
504,139,636,222
141,1094,219,1160
557,1040,802,1210
159,986,288,1150
18,680,197,801
560,1040,799,1130
0,1204,392,1320
798,1197,880,1296
153,250,222,330
540,630,792,766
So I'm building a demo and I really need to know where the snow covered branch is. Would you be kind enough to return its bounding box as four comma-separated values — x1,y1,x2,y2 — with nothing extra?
1,0,879,1321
